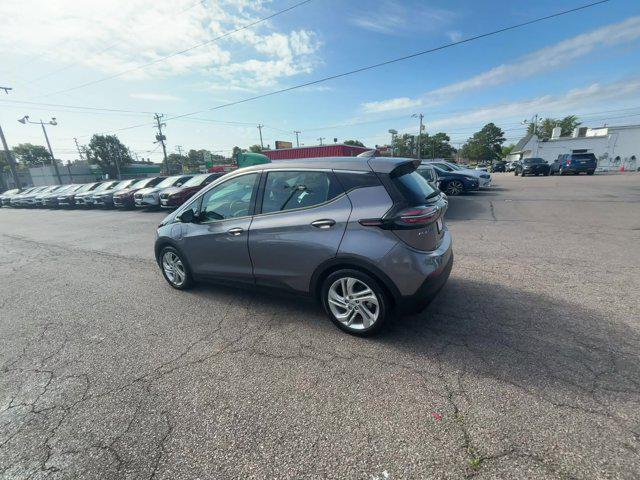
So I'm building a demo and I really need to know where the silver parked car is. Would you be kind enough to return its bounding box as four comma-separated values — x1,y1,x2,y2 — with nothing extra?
154,156,453,336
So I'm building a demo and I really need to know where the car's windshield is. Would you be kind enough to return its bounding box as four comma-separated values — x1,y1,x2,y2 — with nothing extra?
156,176,180,188
75,183,97,193
130,178,154,189
112,180,135,191
93,182,116,192
445,162,463,171
182,174,210,187
572,153,597,161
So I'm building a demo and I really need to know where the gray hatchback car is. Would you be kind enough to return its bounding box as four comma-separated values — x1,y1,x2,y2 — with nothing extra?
155,156,453,335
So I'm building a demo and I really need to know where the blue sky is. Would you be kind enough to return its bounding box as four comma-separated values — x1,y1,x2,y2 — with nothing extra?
1,0,639,161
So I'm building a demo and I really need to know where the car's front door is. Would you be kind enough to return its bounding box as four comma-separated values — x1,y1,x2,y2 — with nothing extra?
248,170,350,292
181,172,260,282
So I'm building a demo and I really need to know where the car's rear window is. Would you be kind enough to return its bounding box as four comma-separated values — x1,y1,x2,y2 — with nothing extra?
524,158,545,164
391,170,438,205
571,154,597,161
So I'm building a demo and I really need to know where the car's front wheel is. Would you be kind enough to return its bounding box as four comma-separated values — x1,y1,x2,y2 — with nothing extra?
443,180,464,196
321,269,388,336
159,246,193,290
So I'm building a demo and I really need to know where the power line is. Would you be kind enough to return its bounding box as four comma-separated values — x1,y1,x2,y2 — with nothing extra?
36,0,315,99
158,0,610,124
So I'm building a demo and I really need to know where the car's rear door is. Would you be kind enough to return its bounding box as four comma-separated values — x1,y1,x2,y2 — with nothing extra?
180,172,260,282
248,169,350,292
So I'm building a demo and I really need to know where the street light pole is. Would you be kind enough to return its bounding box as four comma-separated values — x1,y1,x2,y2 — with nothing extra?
317,137,325,146
18,115,63,184
0,86,22,188
294,131,300,148
412,113,424,160
257,124,264,149
388,129,397,157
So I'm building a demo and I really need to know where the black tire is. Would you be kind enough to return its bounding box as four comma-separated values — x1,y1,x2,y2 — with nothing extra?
520,171,525,177
320,269,389,336
544,171,549,176
443,180,464,196
158,246,193,290
587,171,595,175
514,171,519,176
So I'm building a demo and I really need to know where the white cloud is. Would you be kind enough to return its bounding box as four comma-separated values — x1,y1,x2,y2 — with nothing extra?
427,77,640,132
362,97,422,113
129,93,181,101
429,16,640,99
446,31,463,42
0,0,321,91
351,1,456,35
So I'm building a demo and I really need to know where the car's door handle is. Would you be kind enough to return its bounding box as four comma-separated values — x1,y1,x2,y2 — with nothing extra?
311,219,336,229
227,227,244,236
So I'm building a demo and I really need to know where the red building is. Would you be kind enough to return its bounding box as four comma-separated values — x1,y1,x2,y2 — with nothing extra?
262,144,371,161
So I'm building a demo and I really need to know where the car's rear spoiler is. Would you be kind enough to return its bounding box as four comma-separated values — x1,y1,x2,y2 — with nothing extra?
367,157,421,177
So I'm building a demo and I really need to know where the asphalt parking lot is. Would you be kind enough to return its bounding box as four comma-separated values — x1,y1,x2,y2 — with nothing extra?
1,173,639,479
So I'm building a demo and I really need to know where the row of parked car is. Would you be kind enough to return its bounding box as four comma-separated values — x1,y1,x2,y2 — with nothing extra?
509,153,598,176
418,161,492,195
0,172,226,209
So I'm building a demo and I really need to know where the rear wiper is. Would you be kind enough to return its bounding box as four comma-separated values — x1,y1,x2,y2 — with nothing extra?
425,191,440,200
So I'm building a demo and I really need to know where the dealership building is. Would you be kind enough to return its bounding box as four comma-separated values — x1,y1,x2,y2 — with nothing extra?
507,124,640,171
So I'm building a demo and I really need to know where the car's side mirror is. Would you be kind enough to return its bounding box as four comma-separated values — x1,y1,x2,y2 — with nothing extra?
179,209,197,223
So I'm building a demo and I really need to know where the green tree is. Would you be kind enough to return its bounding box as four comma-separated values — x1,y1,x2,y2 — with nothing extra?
501,144,516,157
85,135,132,179
344,139,365,147
12,143,52,167
528,115,581,140
166,153,186,174
459,123,505,162
248,144,263,153
391,132,456,159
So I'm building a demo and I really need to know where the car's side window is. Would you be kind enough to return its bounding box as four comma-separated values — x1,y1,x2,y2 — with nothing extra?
261,171,342,214
199,173,258,223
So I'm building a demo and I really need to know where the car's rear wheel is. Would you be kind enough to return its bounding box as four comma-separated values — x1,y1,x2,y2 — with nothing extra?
321,269,388,336
159,246,193,290
587,170,595,175
520,171,526,177
443,180,464,196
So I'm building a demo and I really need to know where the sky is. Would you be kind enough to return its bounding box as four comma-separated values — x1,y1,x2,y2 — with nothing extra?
0,0,639,162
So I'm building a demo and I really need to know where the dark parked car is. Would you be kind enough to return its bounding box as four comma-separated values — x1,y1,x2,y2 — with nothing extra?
159,173,224,209
490,161,506,172
75,181,120,207
58,182,103,207
41,184,81,208
113,177,165,208
515,158,550,176
154,156,453,336
422,165,480,195
92,179,137,207
135,175,193,208
550,153,597,175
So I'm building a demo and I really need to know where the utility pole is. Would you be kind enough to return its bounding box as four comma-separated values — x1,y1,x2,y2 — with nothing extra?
412,113,424,160
18,115,63,184
294,131,300,148
0,86,21,188
388,129,397,157
317,137,325,146
154,113,169,174
74,137,85,161
257,124,264,149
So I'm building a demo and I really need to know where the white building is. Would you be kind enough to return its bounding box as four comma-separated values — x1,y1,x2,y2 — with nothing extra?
507,124,640,171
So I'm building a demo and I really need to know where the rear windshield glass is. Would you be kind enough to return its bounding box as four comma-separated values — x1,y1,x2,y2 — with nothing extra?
571,154,597,161
391,171,438,204
524,158,545,164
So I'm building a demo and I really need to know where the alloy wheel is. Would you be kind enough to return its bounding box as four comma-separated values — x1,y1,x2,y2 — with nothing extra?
162,251,187,287
327,277,380,331
445,181,463,196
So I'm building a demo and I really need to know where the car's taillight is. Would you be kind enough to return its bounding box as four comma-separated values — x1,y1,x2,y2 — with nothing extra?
396,206,439,225
359,205,440,230
566,159,571,166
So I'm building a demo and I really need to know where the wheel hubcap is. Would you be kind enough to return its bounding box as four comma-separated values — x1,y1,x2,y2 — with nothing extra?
328,277,380,330
162,252,186,286
448,182,462,195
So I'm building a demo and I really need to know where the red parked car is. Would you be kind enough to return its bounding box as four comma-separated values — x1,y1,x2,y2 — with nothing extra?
113,176,165,208
159,173,224,208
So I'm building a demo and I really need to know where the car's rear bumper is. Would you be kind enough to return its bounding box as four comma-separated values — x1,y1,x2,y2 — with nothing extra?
399,250,453,314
